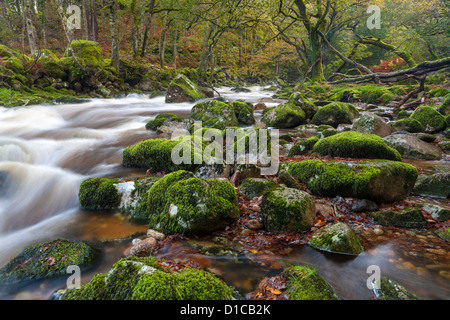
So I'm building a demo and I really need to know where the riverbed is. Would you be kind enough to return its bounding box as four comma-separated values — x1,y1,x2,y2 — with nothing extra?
0,87,449,300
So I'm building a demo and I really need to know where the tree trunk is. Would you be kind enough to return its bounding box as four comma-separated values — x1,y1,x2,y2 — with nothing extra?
140,0,156,57
24,0,38,54
130,0,139,59
81,0,90,40
92,2,99,42
198,22,213,77
0,0,14,33
108,0,120,72
159,12,168,68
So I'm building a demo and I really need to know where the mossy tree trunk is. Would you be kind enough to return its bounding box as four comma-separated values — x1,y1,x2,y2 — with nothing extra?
108,0,120,72
24,0,38,54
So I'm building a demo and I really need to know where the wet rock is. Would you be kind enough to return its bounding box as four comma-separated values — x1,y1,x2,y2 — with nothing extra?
278,170,303,190
239,178,279,200
352,113,392,137
233,100,255,125
147,229,165,240
0,239,99,287
246,219,264,230
191,100,239,130
420,204,450,222
438,141,450,151
351,199,378,213
412,172,450,198
230,170,243,187
368,207,427,228
254,102,266,111
288,159,418,203
261,187,316,233
411,133,436,143
261,103,306,129
288,92,318,120
435,227,450,242
124,237,157,257
236,164,261,179
288,136,319,157
372,277,419,300
165,74,204,103
308,221,363,256
311,102,359,128
383,134,443,160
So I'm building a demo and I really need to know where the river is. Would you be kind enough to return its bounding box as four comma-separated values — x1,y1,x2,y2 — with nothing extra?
0,87,448,300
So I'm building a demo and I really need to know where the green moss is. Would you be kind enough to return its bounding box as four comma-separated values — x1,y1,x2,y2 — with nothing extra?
438,94,450,116
4,56,25,74
191,100,239,130
312,131,401,161
288,92,318,119
232,101,255,125
429,87,450,98
288,136,319,156
38,59,67,80
435,227,450,242
261,103,306,129
328,85,395,104
78,178,121,210
147,171,239,234
145,113,182,131
392,118,424,133
410,106,446,133
70,40,104,66
0,239,99,286
260,187,316,233
308,222,363,255
373,277,419,300
284,266,339,300
288,159,418,203
311,102,359,128
123,137,202,173
239,178,279,200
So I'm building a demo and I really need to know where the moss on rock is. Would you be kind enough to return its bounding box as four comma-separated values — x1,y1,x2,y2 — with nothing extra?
288,159,418,203
145,113,182,131
410,106,446,133
284,265,339,300
392,118,424,133
308,221,363,255
165,74,204,103
232,100,255,125
147,171,239,235
261,103,306,129
311,102,359,128
372,277,419,300
261,187,316,233
239,178,279,200
368,207,427,228
191,100,239,130
312,131,402,161
78,177,121,210
288,136,319,157
0,239,99,287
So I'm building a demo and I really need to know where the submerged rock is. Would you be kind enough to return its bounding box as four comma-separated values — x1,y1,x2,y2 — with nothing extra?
61,257,236,300
288,159,418,203
0,239,99,287
308,222,363,255
383,134,443,160
372,277,419,300
368,207,427,228
312,131,401,161
261,187,316,233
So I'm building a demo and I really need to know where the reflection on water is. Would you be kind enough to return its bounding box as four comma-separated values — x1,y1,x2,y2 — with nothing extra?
0,87,449,300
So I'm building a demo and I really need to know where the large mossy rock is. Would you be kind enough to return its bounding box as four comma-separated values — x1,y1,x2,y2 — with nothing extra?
239,178,279,200
409,106,447,133
392,118,424,133
191,100,239,130
147,171,240,235
308,222,363,255
122,138,202,173
288,92,318,119
288,159,418,203
79,178,121,210
383,134,443,160
232,101,255,125
288,136,319,157
69,40,104,66
372,277,419,300
0,239,99,287
312,131,402,161
165,74,204,103
261,187,316,233
352,113,392,137
438,94,450,115
261,103,306,129
368,207,427,228
311,102,359,128
145,113,182,131
61,256,236,300
412,172,450,198
283,266,339,300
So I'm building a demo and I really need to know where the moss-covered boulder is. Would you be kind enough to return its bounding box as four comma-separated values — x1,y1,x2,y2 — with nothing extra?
0,239,99,287
412,172,450,198
288,92,318,119
372,277,419,300
78,178,121,210
232,101,255,125
352,113,392,137
308,222,363,255
261,103,306,129
383,134,442,160
312,131,402,161
283,265,339,300
288,136,319,157
69,40,104,66
311,102,359,128
410,106,447,133
147,171,239,235
435,227,450,242
392,118,424,133
288,159,418,203
438,94,450,116
61,256,236,300
419,204,450,222
122,137,202,173
191,100,239,130
261,187,316,233
368,207,427,228
165,74,204,103
145,113,182,131
239,178,279,200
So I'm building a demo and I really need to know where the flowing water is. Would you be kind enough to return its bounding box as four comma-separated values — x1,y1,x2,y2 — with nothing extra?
0,87,448,300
